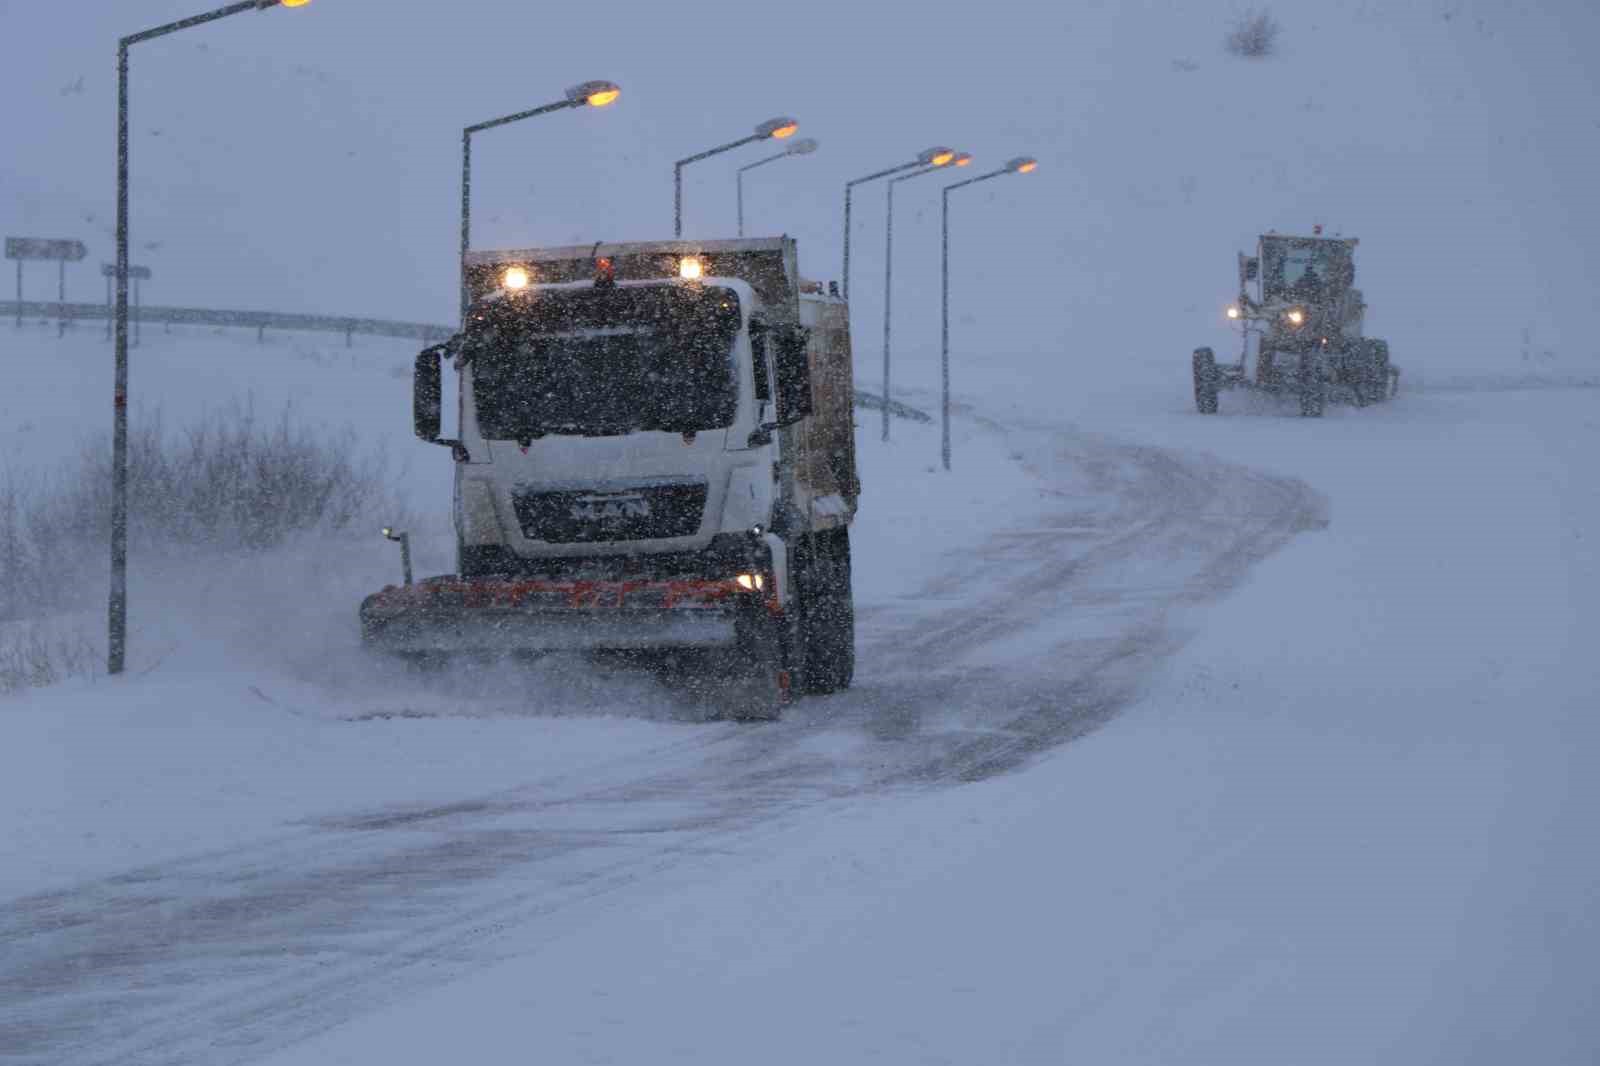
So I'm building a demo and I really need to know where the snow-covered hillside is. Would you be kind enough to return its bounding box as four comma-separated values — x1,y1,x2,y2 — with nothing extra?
2,1,1597,379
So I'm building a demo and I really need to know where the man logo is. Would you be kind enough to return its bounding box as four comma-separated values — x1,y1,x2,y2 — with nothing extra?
569,493,651,523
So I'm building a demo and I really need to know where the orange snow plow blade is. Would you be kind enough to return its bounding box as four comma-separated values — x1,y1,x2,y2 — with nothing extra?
359,575,753,654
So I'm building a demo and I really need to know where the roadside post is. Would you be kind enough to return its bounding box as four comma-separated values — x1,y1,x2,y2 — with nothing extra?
109,0,314,677
939,156,1038,469
102,263,152,344
881,155,971,442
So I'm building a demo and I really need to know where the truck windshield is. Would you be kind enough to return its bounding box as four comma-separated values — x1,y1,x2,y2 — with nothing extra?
1261,239,1352,300
465,284,741,438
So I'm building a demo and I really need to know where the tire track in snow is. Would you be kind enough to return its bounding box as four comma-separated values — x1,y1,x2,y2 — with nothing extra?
0,417,1324,1065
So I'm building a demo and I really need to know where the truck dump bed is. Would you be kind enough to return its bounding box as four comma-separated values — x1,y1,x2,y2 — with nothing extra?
464,238,802,322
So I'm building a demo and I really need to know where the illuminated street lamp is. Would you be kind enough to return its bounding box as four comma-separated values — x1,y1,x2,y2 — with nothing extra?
940,156,1039,470
110,0,311,676
879,153,971,442
674,116,799,238
736,137,818,238
840,146,957,302
460,79,621,319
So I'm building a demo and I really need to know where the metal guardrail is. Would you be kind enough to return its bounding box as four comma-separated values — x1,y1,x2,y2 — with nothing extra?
849,388,933,423
2,300,452,345
1,298,930,420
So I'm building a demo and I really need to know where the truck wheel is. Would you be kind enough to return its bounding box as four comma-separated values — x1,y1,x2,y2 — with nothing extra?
719,610,788,721
800,528,855,694
1367,339,1392,403
1192,348,1219,414
1257,347,1277,389
1297,353,1325,418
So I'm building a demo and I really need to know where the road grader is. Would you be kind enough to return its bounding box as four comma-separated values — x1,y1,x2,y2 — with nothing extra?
1193,230,1398,417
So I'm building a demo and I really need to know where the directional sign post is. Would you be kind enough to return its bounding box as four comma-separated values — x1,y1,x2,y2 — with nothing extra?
102,263,152,344
7,237,88,334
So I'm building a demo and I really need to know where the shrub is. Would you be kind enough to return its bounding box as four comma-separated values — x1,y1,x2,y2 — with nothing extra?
1,401,404,627
0,621,97,696
1226,10,1282,58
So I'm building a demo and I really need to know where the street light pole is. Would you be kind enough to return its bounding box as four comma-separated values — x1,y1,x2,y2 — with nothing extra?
110,0,312,677
459,80,620,322
735,138,817,238
881,155,971,442
840,146,956,303
674,116,798,238
939,156,1038,470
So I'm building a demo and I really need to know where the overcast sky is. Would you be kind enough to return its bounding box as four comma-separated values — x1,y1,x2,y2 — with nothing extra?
2,0,1596,373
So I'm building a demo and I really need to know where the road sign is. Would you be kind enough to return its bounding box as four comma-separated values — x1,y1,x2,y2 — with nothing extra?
5,237,88,262
101,262,153,280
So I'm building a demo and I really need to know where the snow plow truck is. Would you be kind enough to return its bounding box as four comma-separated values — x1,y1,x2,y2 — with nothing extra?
1194,230,1398,417
360,238,859,720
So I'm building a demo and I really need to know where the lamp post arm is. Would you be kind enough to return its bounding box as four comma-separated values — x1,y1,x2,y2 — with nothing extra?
674,133,763,170
120,0,268,47
941,167,1012,193
842,161,925,301
737,152,797,237
888,164,947,188
465,98,575,136
459,97,589,320
675,133,763,238
845,160,923,189
737,151,791,174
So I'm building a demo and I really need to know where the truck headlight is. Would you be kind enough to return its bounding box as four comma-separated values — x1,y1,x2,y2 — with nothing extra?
1226,305,1240,320
1285,308,1306,326
735,573,764,591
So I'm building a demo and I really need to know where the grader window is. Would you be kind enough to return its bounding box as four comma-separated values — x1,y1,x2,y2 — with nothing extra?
1263,240,1353,300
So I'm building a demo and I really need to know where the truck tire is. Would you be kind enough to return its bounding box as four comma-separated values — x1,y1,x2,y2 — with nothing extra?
1192,348,1219,414
719,609,788,721
1257,347,1278,389
800,527,855,694
1298,352,1325,418
1367,339,1392,403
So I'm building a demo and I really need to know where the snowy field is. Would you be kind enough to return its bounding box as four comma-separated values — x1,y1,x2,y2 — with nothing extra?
0,317,1594,1064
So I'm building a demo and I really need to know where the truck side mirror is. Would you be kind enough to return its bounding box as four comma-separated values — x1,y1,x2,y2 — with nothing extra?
1244,257,1260,281
748,319,772,402
415,342,472,461
414,344,445,442
773,325,813,427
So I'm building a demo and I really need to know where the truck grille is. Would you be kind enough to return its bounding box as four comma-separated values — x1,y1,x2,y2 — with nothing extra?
511,481,708,544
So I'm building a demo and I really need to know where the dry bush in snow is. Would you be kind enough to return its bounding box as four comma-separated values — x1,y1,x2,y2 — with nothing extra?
0,621,97,696
1226,10,1282,58
2,402,403,629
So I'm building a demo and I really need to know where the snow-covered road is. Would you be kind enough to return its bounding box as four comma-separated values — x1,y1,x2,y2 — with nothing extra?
3,327,1595,1064
0,388,1321,1064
